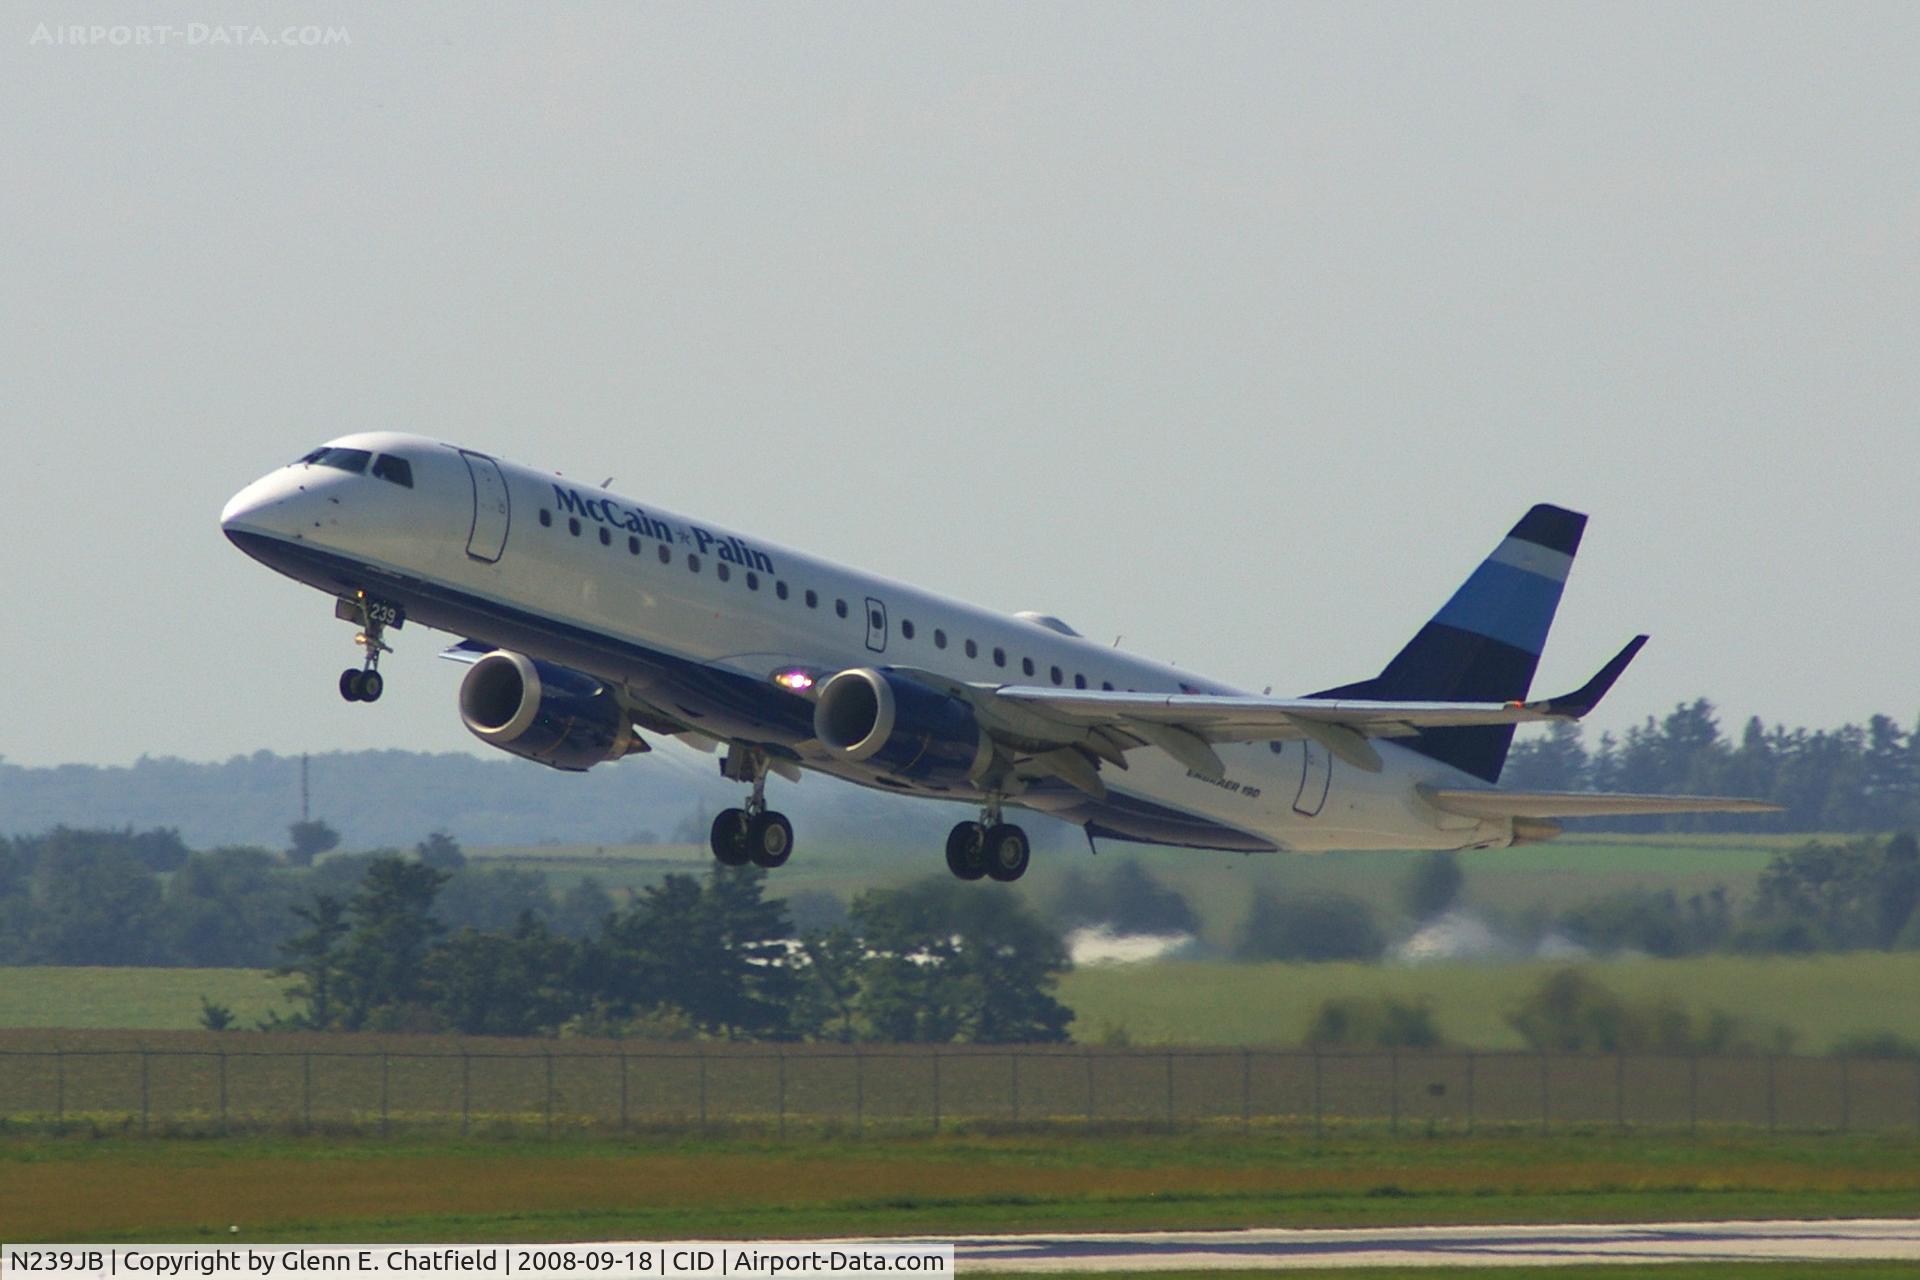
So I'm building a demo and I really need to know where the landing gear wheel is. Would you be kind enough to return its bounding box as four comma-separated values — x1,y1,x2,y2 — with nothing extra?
945,821,987,881
358,670,384,703
746,811,794,869
339,669,364,702
709,808,751,866
983,823,1030,882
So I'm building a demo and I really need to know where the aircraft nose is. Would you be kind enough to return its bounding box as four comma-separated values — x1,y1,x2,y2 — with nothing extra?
220,472,305,539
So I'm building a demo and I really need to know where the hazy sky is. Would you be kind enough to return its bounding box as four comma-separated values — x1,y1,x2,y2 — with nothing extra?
4,3,1917,770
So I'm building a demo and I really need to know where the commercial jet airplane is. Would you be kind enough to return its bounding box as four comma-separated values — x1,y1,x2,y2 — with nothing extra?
221,434,1772,882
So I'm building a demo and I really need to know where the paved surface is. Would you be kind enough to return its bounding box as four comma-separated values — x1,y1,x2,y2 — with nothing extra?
929,1219,1920,1270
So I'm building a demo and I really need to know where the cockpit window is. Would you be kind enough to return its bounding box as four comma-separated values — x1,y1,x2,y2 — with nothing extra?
371,454,414,488
297,447,372,474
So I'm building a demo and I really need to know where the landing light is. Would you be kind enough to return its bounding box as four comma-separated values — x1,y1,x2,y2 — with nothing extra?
774,669,814,692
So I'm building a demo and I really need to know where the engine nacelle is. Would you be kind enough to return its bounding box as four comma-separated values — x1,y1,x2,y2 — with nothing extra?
813,667,991,783
458,650,639,772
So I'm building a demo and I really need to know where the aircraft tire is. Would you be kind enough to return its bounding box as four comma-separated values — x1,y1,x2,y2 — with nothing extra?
747,811,793,869
359,670,384,702
983,823,1030,882
945,821,987,881
709,808,751,866
339,669,363,702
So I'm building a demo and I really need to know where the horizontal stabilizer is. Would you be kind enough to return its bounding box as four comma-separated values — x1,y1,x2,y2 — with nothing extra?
1425,787,1781,820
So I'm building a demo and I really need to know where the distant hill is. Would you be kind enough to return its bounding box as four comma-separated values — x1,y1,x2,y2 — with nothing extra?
0,747,1002,852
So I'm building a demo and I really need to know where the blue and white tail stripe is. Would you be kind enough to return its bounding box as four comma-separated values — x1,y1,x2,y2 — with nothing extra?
1310,503,1587,783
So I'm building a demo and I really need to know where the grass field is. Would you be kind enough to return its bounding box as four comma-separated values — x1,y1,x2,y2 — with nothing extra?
4,1128,1919,1244
1059,951,1920,1052
0,967,292,1030
6,950,1920,1053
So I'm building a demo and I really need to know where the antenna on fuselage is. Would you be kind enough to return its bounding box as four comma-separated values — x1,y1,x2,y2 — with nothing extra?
601,476,614,488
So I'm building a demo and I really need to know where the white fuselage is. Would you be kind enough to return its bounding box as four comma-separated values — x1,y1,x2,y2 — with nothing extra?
221,432,1514,854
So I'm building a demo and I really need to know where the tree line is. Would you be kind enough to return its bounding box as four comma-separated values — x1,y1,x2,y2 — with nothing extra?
268,856,1072,1042
1504,701,1920,831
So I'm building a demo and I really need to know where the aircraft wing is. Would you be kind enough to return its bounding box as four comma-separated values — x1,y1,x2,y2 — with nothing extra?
893,635,1652,788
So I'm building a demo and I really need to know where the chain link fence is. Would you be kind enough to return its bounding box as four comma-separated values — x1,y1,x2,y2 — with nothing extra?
3,1044,1917,1136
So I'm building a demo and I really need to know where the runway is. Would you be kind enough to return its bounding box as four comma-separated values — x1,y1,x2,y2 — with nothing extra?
932,1219,1920,1270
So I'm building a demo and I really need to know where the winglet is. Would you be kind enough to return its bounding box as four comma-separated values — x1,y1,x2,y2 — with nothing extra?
1528,634,1648,718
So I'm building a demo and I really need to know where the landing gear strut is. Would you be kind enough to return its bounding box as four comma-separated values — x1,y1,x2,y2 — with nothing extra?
710,746,795,869
336,592,394,703
946,797,1029,882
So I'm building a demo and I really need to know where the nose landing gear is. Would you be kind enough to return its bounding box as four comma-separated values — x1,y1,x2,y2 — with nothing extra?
335,592,398,703
710,746,795,869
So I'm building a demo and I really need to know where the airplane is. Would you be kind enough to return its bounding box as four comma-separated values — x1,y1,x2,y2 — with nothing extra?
221,434,1773,881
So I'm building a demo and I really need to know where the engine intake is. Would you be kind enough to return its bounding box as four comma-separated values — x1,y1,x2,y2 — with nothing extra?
813,667,990,783
459,650,639,772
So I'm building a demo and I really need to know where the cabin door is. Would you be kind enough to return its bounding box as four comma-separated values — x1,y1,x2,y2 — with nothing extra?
461,451,510,562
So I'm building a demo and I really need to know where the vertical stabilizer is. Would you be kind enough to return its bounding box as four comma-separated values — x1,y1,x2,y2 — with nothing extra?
1311,504,1586,783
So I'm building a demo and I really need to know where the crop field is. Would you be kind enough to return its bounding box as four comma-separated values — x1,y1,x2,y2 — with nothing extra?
0,967,291,1031
1061,951,1920,1052
4,1127,1920,1244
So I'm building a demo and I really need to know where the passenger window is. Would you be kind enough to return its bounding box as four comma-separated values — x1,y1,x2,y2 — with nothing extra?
1051,666,1064,686
599,527,611,546
993,647,1006,668
539,510,552,528
776,581,789,600
1022,658,1035,677
805,590,819,609
901,620,916,640
836,599,848,619
568,518,582,537
371,455,413,488
934,629,947,649
658,545,671,565
688,555,701,573
965,639,978,659
717,563,730,582
746,572,759,591
1074,674,1087,689
628,536,640,555
1102,681,1114,691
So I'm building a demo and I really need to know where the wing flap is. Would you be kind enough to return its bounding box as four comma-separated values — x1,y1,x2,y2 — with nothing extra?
1426,787,1781,820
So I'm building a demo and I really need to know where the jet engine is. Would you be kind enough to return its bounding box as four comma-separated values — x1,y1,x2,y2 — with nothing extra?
813,667,991,783
458,650,643,772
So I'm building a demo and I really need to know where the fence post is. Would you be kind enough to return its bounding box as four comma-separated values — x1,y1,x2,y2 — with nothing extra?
1241,1050,1252,1135
932,1051,942,1134
1311,1053,1323,1139
1840,1057,1851,1133
141,1051,150,1136
777,1049,787,1140
380,1053,390,1137
1010,1053,1020,1124
1614,1053,1626,1132
461,1053,471,1137
1537,1054,1549,1135
1165,1052,1176,1133
218,1051,229,1135
854,1050,864,1137
1389,1052,1399,1136
1464,1052,1475,1135
55,1049,64,1127
302,1053,312,1131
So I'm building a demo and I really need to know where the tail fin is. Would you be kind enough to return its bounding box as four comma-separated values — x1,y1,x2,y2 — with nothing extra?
1312,503,1586,783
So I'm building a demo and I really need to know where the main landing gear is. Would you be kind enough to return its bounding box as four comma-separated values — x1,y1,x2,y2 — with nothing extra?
710,746,794,870
336,592,393,703
945,798,1030,883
